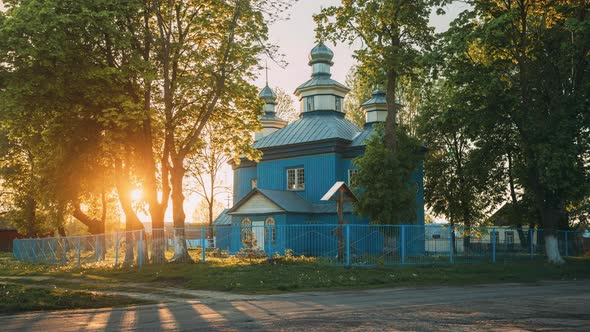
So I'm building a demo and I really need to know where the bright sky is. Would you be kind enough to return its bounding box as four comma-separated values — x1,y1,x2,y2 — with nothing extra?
257,0,469,97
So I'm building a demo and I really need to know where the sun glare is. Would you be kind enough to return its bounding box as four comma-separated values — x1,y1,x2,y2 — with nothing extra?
131,189,143,201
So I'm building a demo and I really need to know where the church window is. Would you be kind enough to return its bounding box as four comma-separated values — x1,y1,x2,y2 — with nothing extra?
335,97,343,111
348,169,359,187
265,217,276,244
505,231,514,244
287,168,305,190
305,96,314,111
241,218,252,245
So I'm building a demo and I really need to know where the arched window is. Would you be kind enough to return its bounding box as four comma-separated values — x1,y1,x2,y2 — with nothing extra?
241,218,252,245
265,217,276,244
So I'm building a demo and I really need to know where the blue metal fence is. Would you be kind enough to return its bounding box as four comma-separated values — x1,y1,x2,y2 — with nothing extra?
12,225,586,267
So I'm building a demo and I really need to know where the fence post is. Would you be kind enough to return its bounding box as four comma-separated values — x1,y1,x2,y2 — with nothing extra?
345,224,351,267
77,237,81,267
449,225,454,264
95,235,99,262
139,231,143,269
268,225,273,257
401,225,406,265
529,228,534,260
114,232,119,266
62,238,67,265
201,227,206,263
492,227,496,263
13,239,18,260
564,231,568,257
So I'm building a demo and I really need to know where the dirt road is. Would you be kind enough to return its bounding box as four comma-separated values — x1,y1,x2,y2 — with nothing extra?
1,280,588,331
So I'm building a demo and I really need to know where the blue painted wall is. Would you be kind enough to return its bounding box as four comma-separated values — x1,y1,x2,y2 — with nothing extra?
234,166,257,203
257,153,339,202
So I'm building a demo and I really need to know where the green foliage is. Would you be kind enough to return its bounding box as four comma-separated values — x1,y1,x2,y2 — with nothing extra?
0,283,150,314
353,125,422,224
315,0,450,149
417,81,506,227
2,253,590,295
434,0,590,234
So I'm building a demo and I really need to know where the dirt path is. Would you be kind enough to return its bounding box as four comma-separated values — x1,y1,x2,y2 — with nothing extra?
0,279,588,331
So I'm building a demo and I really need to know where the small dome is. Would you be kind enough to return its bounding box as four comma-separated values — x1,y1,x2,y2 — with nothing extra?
360,89,387,108
258,85,277,104
308,43,334,65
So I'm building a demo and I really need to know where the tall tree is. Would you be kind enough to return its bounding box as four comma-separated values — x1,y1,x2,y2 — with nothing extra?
315,0,447,151
438,1,590,263
149,0,272,262
186,120,259,247
417,81,506,249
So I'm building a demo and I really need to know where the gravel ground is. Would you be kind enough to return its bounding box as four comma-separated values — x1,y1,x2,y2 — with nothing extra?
0,280,588,331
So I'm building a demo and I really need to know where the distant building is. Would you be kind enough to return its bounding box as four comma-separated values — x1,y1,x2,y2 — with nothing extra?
213,43,425,254
0,218,20,252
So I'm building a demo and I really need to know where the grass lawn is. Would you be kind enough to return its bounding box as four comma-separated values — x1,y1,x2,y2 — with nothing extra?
1,253,589,294
0,283,152,315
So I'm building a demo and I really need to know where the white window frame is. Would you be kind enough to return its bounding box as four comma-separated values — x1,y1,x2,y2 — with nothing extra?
287,168,305,191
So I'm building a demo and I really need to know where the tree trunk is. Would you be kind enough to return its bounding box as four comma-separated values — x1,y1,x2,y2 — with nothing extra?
541,207,566,265
57,225,66,237
98,191,107,260
208,198,215,249
139,4,168,264
25,196,36,238
545,234,564,264
72,204,103,235
115,158,147,266
170,162,192,263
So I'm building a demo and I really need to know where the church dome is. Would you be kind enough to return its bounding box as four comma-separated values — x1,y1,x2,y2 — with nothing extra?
258,84,277,105
308,43,334,66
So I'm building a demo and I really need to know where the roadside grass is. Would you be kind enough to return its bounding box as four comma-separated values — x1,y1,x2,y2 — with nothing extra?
1,252,589,294
0,283,153,315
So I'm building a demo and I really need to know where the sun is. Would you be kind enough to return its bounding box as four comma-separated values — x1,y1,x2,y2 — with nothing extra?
131,189,143,201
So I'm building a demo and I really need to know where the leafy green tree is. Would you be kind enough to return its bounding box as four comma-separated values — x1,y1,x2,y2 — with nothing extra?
0,0,147,264
417,81,506,249
437,1,590,263
353,125,422,224
148,0,273,262
315,0,448,151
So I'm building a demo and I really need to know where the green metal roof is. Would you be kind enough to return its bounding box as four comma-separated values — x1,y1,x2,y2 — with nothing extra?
212,209,232,226
253,111,362,149
295,76,349,92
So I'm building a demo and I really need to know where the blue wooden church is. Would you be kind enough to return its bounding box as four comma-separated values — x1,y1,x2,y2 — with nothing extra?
213,43,424,256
